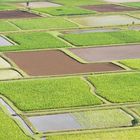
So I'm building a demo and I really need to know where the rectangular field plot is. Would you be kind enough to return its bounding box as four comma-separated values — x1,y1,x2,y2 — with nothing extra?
10,17,78,30
0,109,31,140
0,21,18,32
0,57,11,68
5,50,123,76
70,15,140,27
81,4,140,12
27,109,133,132
34,6,95,16
20,2,61,8
48,128,140,140
5,32,69,51
0,77,102,111
62,30,140,46
88,73,140,103
69,45,140,62
0,69,22,80
120,59,140,70
0,10,40,19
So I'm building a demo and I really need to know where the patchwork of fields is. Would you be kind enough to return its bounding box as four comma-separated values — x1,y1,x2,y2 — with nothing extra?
0,0,140,140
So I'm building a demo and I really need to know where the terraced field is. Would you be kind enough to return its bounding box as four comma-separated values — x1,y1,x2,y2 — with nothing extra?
0,0,140,140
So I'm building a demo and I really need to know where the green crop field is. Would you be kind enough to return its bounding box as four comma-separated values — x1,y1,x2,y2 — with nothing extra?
73,109,133,129
61,31,140,46
10,17,78,30
124,2,140,8
0,77,102,111
0,109,31,140
47,128,140,140
88,73,140,103
120,59,140,70
0,4,17,11
0,21,18,32
2,32,69,51
34,6,95,16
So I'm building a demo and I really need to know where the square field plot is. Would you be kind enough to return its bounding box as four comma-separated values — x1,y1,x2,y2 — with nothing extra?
104,0,140,2
0,10,40,19
0,77,102,111
81,4,140,12
69,44,140,62
20,2,61,8
0,36,14,47
5,50,123,76
70,15,140,27
27,108,133,132
0,57,11,68
88,73,140,103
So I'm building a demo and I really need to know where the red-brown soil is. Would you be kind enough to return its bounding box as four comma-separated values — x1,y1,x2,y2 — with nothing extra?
5,50,124,76
0,10,40,19
69,44,140,62
81,4,140,12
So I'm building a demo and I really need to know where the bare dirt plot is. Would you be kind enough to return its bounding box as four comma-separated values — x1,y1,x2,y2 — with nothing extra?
0,10,40,19
70,44,140,62
104,0,140,3
81,4,140,12
20,2,61,8
70,15,140,27
5,50,123,76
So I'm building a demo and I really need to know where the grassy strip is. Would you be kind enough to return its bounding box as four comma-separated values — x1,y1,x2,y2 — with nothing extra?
47,128,140,140
0,32,69,51
0,77,102,111
0,109,31,140
10,17,78,30
124,2,140,8
34,6,95,16
61,30,140,46
0,3,17,11
0,21,18,32
52,0,105,6
119,59,140,70
88,72,140,103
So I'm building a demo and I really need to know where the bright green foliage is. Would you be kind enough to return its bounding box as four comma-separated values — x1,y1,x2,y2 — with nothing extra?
10,17,78,30
34,6,95,16
47,129,140,140
3,32,69,51
120,59,140,70
88,73,140,103
0,110,31,140
62,31,140,46
0,77,102,111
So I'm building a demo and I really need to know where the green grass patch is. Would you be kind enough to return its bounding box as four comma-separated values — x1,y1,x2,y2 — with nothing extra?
73,109,133,129
47,128,140,140
34,6,95,16
0,77,102,111
0,21,18,32
52,0,105,6
88,73,140,103
2,32,69,51
124,2,140,8
120,59,140,70
10,17,78,30
0,3,17,11
61,30,140,46
0,109,31,140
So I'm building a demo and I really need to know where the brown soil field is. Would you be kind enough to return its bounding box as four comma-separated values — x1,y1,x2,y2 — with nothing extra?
0,10,40,19
5,50,123,76
81,4,140,12
69,45,140,62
